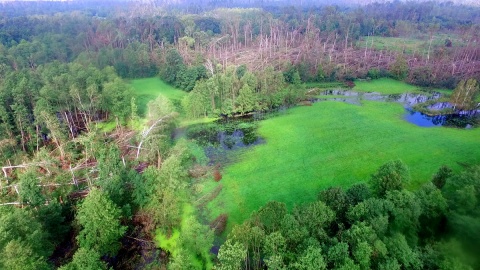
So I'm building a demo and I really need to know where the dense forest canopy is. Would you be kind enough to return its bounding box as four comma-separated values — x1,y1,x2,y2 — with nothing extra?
0,0,479,269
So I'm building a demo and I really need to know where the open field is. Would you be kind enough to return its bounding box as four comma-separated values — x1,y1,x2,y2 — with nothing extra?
205,100,480,227
130,77,216,125
130,77,187,116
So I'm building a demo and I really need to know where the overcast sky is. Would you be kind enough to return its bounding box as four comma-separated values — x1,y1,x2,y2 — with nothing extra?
0,0,478,6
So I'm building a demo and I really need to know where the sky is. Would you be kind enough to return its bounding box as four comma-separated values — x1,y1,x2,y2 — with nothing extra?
0,0,478,6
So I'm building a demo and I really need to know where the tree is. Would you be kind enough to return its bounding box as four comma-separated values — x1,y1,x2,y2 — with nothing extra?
264,232,287,270
327,242,350,268
346,183,371,206
293,201,335,241
353,241,373,270
416,183,448,237
0,240,51,270
432,165,453,189
160,48,185,84
385,233,423,269
18,170,45,207
96,144,133,215
76,188,126,256
236,83,256,115
291,246,327,270
318,187,348,219
59,248,107,270
216,240,247,270
389,55,408,80
370,160,410,197
0,208,52,268
102,77,132,123
252,201,287,234
450,79,479,110
386,190,422,243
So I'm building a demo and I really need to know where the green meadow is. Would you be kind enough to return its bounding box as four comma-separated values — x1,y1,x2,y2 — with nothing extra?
130,77,216,126
205,100,480,226
129,77,478,230
130,77,187,116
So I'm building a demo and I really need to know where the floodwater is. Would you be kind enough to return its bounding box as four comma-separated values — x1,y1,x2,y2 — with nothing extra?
314,89,478,128
186,121,263,165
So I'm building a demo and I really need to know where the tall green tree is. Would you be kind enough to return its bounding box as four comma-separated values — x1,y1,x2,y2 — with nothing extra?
216,240,247,270
0,208,52,269
59,248,107,270
18,170,45,207
76,188,126,256
369,160,410,197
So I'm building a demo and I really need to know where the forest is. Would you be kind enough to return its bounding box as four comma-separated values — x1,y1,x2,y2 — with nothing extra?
0,0,479,269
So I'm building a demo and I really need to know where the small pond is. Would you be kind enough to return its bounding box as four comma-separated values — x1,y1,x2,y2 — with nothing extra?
185,120,263,165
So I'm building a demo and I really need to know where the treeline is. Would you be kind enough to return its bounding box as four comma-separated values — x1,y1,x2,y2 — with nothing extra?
1,1,479,86
217,161,480,269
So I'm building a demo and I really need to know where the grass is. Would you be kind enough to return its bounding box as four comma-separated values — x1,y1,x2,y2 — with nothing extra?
205,100,480,228
130,77,187,116
354,78,421,94
129,77,216,126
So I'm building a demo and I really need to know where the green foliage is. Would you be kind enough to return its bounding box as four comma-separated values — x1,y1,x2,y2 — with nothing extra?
0,240,51,270
369,160,410,197
346,183,371,206
450,79,479,110
264,232,287,270
386,190,422,242
292,246,326,270
252,201,287,234
389,55,408,80
96,144,136,216
160,49,185,84
216,240,247,270
59,248,107,270
0,208,52,269
18,170,45,207
76,188,126,256
327,242,350,268
318,187,348,218
236,83,257,115
432,165,453,189
175,65,207,92
36,200,69,246
367,68,383,79
216,162,480,269
293,201,335,241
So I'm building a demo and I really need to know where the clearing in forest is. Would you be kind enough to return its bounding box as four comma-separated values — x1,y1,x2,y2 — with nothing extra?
204,98,480,228
130,77,186,116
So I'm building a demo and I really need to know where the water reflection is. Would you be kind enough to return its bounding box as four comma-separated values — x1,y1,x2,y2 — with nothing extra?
314,89,478,128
